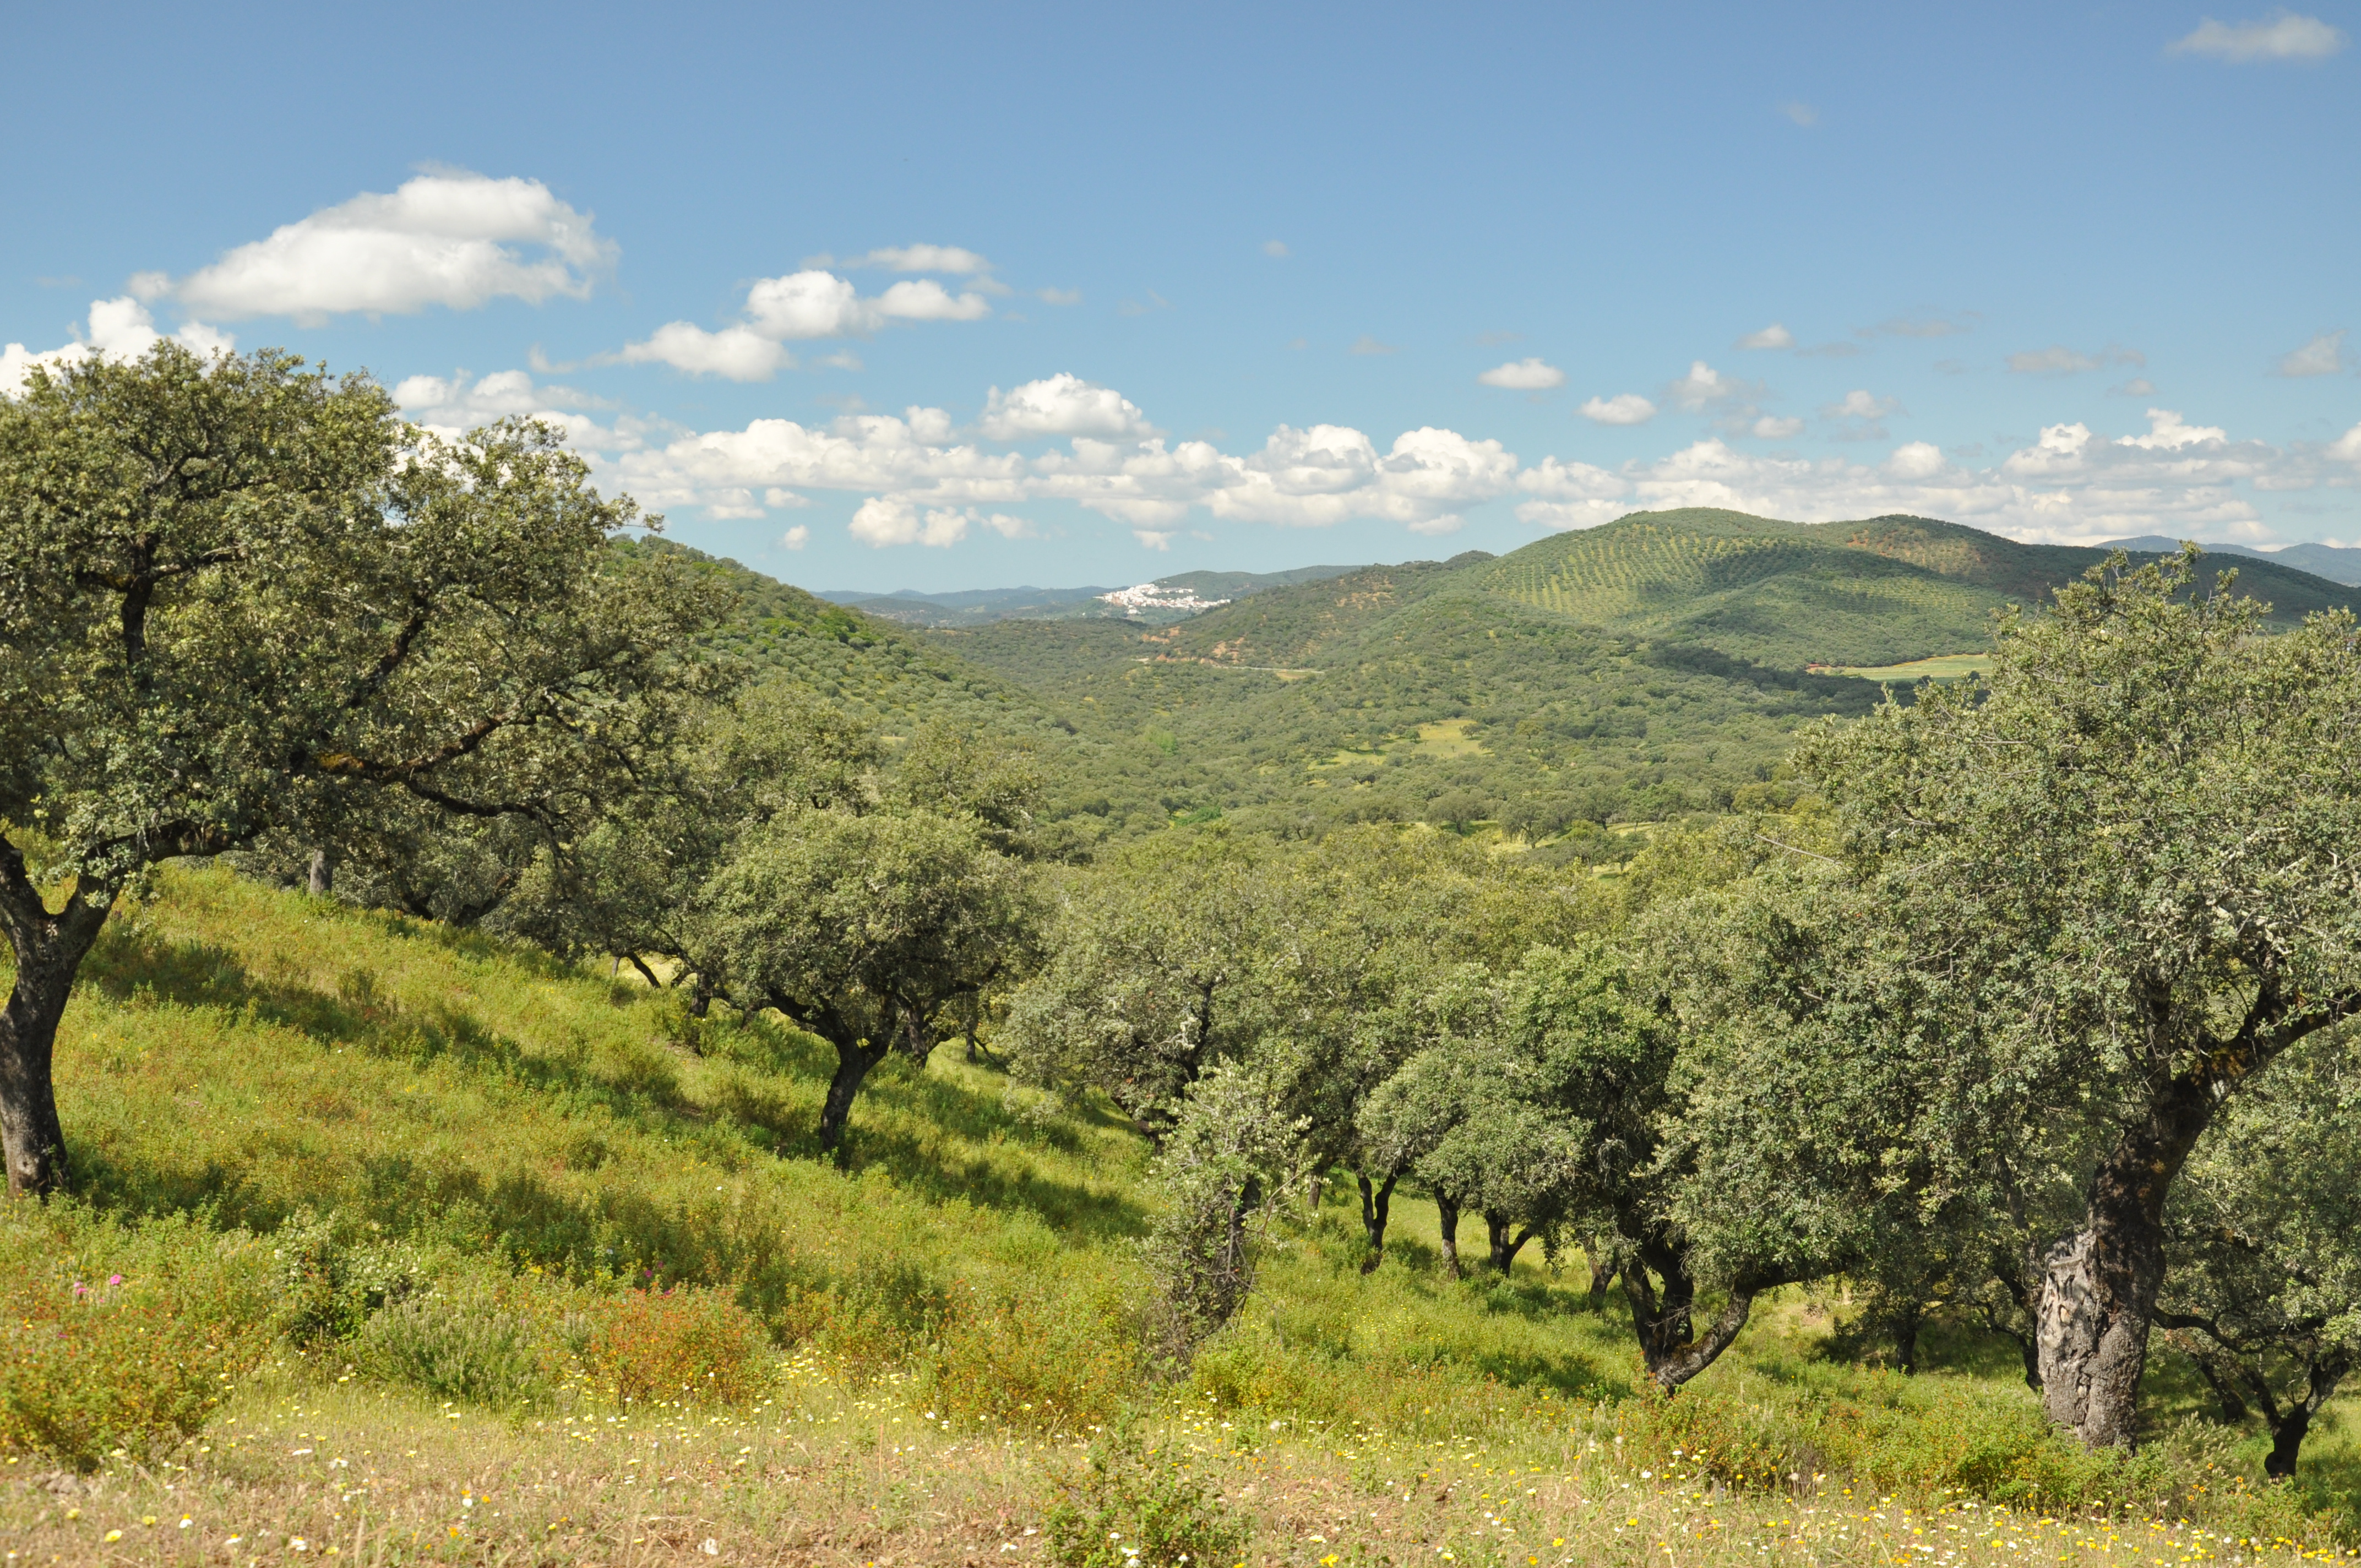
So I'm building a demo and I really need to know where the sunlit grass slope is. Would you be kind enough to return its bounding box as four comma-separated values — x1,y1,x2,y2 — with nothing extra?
11,867,2360,1564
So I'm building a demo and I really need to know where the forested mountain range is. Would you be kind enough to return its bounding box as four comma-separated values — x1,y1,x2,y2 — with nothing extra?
638,508,2361,853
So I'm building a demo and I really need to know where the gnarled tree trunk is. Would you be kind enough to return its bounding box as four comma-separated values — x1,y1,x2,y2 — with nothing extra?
1620,1236,1781,1392
1434,1189,1462,1277
0,845,116,1197
818,1039,889,1162
2036,1083,2216,1447
1484,1211,1535,1275
1356,1168,1397,1273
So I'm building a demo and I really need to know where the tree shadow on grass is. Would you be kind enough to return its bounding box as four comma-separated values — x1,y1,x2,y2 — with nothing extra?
72,923,1147,1248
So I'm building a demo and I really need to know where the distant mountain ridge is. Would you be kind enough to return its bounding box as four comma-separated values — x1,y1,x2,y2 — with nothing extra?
819,563,1368,628
2100,536,2361,587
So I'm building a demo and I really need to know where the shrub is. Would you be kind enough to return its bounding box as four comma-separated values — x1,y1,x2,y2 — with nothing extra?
1044,1422,1251,1568
270,1209,428,1348
924,1278,1135,1433
0,1206,274,1471
581,1286,769,1406
352,1292,558,1409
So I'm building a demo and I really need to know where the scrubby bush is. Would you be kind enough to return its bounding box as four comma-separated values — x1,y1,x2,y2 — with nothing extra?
581,1285,770,1406
924,1277,1135,1433
270,1208,429,1348
1045,1422,1252,1568
0,1206,273,1471
352,1292,559,1409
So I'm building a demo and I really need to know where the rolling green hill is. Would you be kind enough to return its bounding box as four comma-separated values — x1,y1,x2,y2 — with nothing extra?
1475,509,2361,668
627,509,2361,846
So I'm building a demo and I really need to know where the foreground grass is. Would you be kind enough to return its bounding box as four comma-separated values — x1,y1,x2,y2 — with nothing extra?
3,1362,2342,1567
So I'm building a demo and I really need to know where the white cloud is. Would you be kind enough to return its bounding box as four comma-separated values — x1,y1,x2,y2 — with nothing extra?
1823,389,1902,440
1779,101,1819,126
2115,407,2227,450
2170,11,2346,60
1752,416,1806,439
2278,329,2348,376
1736,324,1794,350
1580,393,1657,425
576,374,2333,551
616,268,991,380
1407,514,1467,536
1,297,236,395
1514,456,1629,531
1263,240,1291,258
1038,287,1082,306
782,525,810,550
744,271,877,339
618,322,792,382
167,173,610,324
852,244,992,274
1666,360,1766,414
1885,441,1947,480
2008,344,2145,375
1350,335,1398,356
874,279,993,322
980,373,1156,440
1477,357,1565,390
1825,390,1899,420
2112,377,2158,396
393,368,642,451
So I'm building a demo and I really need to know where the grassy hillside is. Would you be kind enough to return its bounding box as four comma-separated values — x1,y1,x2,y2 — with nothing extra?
3,865,2351,1564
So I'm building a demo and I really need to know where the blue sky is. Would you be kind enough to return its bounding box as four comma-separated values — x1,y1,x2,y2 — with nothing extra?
6,1,2358,592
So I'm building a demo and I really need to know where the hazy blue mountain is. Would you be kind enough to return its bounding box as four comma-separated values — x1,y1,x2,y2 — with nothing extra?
2101,536,2361,587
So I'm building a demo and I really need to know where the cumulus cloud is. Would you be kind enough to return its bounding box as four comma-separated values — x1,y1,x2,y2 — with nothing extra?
782,525,810,550
599,381,1520,541
1666,360,1768,413
1477,357,1566,390
1751,415,1806,439
1778,101,1819,126
1263,240,1291,258
2170,10,2346,60
618,269,991,380
1580,393,1657,425
1,297,236,395
2112,377,2158,396
1823,389,1903,440
1885,441,1947,481
1736,323,1794,350
2278,329,2348,377
617,323,791,382
2008,344,2145,375
979,374,1157,440
2116,408,2227,450
393,368,646,453
164,173,610,324
563,368,2339,552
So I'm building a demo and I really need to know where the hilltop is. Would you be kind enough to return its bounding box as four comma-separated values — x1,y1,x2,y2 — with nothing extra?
1474,508,2360,667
